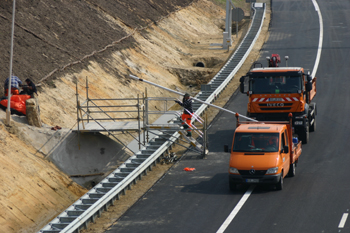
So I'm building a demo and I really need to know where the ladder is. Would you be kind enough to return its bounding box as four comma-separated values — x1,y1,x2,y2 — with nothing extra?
175,111,208,155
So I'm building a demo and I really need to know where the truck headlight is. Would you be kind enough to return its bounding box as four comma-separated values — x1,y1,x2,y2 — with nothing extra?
229,167,239,174
266,167,279,174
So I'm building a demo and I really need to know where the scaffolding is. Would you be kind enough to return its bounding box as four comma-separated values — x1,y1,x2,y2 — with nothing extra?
75,78,208,156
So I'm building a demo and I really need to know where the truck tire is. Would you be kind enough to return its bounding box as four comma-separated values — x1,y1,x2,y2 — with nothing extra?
300,125,309,144
229,179,237,191
288,163,296,177
276,173,283,190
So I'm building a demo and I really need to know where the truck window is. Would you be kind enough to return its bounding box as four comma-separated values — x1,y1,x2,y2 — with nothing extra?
281,132,286,150
283,130,289,146
249,75,302,94
232,133,279,152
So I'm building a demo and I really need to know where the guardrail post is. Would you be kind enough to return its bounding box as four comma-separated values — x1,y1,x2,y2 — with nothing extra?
203,114,208,159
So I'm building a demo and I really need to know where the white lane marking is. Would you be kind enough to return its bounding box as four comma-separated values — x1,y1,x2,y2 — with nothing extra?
338,213,348,228
216,185,255,233
190,176,212,179
311,0,323,78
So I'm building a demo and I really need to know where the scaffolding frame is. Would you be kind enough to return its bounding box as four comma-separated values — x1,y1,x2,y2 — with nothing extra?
75,78,208,156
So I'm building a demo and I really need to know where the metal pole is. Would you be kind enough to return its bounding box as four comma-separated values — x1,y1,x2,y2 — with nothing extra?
143,92,146,146
137,94,141,150
6,0,16,126
250,0,252,19
76,82,81,149
145,88,149,143
86,77,89,123
203,113,208,159
129,75,257,122
236,6,238,38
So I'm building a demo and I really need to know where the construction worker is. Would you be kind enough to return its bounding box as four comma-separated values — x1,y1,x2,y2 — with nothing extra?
4,76,23,96
21,78,38,98
175,93,193,137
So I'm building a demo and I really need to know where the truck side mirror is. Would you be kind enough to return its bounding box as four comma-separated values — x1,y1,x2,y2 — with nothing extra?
239,76,245,94
305,75,312,92
240,82,245,94
224,145,230,153
283,145,289,153
306,82,312,92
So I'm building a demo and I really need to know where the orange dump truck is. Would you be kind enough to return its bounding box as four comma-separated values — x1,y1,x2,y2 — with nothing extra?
239,66,317,144
227,114,302,190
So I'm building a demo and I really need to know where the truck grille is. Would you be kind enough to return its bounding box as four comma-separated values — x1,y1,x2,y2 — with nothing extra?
260,107,292,111
239,170,267,178
258,103,293,111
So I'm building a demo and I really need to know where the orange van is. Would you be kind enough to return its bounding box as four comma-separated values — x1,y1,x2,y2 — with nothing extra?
227,118,302,191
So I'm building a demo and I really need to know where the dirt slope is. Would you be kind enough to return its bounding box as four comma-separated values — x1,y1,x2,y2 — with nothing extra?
0,0,260,232
0,122,87,233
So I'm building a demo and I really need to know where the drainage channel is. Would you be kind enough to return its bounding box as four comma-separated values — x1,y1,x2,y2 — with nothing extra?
38,3,265,233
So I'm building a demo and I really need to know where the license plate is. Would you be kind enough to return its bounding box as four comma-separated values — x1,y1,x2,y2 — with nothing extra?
269,98,283,102
294,121,303,125
246,179,259,183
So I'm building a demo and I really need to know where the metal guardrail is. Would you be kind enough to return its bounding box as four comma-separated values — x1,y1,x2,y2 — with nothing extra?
38,3,265,233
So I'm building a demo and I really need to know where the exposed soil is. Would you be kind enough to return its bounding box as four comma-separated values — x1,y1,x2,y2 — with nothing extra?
0,0,270,232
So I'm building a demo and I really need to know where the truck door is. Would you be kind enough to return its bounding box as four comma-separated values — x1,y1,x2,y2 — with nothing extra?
281,131,290,176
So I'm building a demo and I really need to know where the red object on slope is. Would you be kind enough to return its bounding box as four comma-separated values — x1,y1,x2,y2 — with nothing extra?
0,95,31,115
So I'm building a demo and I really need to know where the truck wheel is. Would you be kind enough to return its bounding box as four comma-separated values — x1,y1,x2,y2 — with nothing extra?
276,173,283,190
300,126,309,144
288,163,296,177
229,180,237,191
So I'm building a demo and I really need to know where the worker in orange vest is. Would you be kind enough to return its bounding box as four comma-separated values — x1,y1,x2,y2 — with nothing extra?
175,93,193,137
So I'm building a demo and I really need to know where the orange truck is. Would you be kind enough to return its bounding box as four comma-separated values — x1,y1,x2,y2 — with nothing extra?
239,63,317,144
226,114,302,190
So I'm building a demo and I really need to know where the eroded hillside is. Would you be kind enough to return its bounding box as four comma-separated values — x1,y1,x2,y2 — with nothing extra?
0,0,254,232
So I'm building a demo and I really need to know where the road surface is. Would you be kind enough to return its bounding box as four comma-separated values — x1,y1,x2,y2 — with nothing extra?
106,0,350,232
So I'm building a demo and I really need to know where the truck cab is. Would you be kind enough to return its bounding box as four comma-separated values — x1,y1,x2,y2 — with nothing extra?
227,118,302,191
240,67,317,144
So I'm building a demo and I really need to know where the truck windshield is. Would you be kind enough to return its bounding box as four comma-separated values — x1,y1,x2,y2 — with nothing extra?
232,133,279,152
249,75,302,94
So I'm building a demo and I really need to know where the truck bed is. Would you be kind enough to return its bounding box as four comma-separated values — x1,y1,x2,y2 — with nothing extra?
291,141,302,163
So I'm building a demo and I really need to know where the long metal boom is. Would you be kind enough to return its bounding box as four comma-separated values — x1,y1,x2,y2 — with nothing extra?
129,75,257,122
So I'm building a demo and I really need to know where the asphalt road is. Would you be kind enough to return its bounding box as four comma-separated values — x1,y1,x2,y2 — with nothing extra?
106,0,350,232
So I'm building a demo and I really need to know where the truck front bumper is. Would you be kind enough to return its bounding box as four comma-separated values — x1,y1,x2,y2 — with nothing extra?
229,173,282,185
